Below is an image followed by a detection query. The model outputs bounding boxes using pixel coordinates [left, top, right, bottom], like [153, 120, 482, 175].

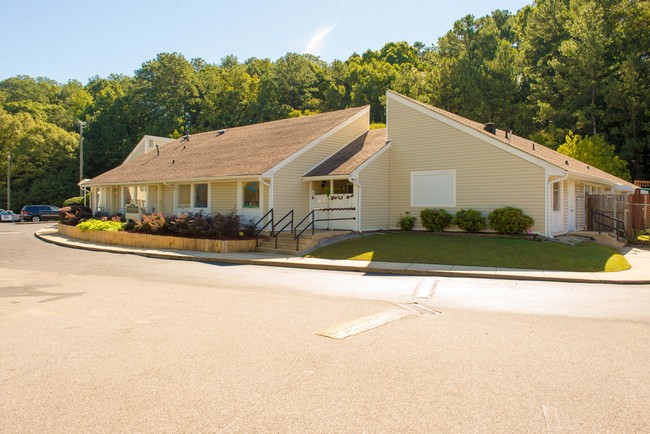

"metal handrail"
[294, 207, 356, 251]
[591, 209, 626, 241]
[271, 210, 294, 249]
[254, 208, 274, 238]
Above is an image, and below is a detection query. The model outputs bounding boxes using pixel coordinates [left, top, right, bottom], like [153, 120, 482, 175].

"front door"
[552, 182, 564, 233]
[567, 181, 576, 231]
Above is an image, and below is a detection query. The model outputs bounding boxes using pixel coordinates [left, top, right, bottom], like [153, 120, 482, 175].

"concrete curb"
[35, 228, 650, 285]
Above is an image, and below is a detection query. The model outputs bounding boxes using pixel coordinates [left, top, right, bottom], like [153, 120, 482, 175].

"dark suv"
[20, 205, 60, 222]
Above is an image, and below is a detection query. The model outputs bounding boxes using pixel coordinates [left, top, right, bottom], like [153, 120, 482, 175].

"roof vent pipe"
[484, 122, 496, 135]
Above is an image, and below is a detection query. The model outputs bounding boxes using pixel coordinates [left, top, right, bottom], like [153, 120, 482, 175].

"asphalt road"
[1, 223, 649, 433]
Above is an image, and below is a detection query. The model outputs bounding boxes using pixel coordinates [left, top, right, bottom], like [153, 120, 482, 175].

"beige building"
[83, 91, 636, 237]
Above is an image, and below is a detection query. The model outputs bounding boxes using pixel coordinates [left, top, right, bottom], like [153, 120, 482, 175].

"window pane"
[552, 183, 560, 211]
[243, 182, 259, 208]
[195, 184, 208, 208]
[178, 185, 191, 208]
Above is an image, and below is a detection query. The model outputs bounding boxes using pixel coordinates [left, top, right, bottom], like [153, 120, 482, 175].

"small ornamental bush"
[488, 207, 534, 235]
[132, 211, 252, 239]
[452, 209, 485, 233]
[420, 209, 452, 232]
[135, 212, 167, 233]
[62, 194, 90, 206]
[77, 219, 125, 232]
[397, 213, 416, 231]
[59, 204, 93, 226]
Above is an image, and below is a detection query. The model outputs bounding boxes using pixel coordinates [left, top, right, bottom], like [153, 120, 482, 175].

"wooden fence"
[58, 224, 258, 253]
[586, 193, 650, 239]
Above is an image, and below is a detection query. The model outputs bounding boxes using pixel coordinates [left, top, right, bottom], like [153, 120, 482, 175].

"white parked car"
[0, 211, 21, 222]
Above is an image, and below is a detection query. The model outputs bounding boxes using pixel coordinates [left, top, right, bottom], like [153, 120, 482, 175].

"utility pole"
[6, 152, 9, 211]
[78, 120, 87, 197]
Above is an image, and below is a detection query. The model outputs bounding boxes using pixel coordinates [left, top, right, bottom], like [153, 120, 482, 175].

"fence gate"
[586, 193, 650, 238]
[311, 194, 356, 230]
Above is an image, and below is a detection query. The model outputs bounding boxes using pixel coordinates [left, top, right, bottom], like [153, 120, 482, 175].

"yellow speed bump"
[317, 309, 417, 339]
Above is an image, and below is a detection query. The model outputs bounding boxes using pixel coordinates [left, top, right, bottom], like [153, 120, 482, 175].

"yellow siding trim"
[359, 150, 390, 230]
[210, 181, 238, 215]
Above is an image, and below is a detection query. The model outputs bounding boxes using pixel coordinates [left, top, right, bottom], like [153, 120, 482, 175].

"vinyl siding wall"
[273, 111, 370, 224]
[161, 185, 174, 215]
[148, 185, 158, 213]
[359, 150, 390, 230]
[111, 187, 120, 214]
[387, 95, 546, 233]
[210, 181, 238, 215]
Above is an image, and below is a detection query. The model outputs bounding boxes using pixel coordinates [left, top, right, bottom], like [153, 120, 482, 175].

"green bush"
[62, 194, 90, 206]
[77, 219, 125, 232]
[419, 209, 452, 232]
[397, 213, 416, 231]
[452, 209, 485, 233]
[488, 207, 534, 235]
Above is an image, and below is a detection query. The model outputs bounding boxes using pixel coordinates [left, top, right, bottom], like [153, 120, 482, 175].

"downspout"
[258, 177, 272, 222]
[348, 176, 362, 232]
[258, 177, 272, 208]
[546, 172, 569, 237]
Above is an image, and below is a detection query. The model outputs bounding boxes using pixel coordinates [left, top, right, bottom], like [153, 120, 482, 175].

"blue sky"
[2, 0, 532, 84]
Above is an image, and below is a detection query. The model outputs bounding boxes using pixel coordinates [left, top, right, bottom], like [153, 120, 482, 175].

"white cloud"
[304, 24, 338, 55]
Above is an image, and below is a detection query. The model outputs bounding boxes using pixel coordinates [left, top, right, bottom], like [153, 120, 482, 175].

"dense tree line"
[1, 0, 648, 211]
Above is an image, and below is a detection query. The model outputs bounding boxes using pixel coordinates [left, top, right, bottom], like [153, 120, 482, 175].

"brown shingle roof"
[390, 91, 636, 189]
[86, 106, 368, 186]
[304, 129, 389, 177]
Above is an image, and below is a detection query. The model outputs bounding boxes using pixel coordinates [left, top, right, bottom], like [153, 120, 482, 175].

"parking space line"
[317, 309, 417, 339]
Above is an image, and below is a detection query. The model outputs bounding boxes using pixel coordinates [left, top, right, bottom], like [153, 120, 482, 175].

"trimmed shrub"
[77, 219, 125, 232]
[488, 207, 534, 235]
[420, 209, 452, 232]
[397, 213, 416, 231]
[59, 204, 93, 226]
[452, 209, 485, 233]
[62, 194, 90, 206]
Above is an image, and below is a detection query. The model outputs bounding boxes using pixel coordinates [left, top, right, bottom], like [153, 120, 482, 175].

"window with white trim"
[243, 181, 259, 208]
[194, 183, 208, 208]
[411, 170, 456, 207]
[178, 183, 208, 209]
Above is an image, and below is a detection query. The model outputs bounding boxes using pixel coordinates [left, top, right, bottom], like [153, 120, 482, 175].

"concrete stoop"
[568, 231, 627, 250]
[256, 230, 351, 255]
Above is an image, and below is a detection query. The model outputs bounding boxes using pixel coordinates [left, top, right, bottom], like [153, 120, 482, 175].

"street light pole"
[78, 120, 87, 197]
[6, 152, 9, 211]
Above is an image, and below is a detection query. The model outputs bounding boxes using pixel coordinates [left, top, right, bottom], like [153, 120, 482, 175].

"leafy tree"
[0, 108, 78, 210]
[131, 52, 199, 137]
[557, 131, 631, 181]
[82, 75, 137, 177]
[196, 59, 258, 129]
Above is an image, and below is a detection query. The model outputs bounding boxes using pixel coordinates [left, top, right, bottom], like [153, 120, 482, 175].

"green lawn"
[305, 232, 630, 272]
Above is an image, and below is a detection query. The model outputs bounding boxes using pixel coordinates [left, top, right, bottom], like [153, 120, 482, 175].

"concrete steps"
[256, 230, 351, 255]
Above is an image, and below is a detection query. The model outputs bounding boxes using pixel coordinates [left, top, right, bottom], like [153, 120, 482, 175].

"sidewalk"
[35, 228, 650, 284]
